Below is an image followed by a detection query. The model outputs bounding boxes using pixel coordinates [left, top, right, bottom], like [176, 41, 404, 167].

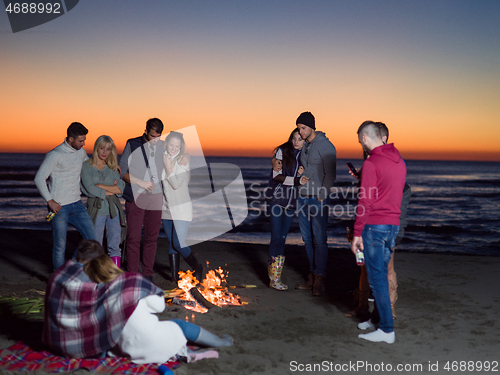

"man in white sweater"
[35, 122, 96, 271]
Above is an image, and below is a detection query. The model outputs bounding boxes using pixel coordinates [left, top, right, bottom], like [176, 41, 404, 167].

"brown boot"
[312, 274, 325, 296]
[295, 272, 314, 290]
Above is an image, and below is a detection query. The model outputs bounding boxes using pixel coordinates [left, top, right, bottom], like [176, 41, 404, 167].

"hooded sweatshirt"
[298, 131, 337, 200]
[353, 143, 406, 237]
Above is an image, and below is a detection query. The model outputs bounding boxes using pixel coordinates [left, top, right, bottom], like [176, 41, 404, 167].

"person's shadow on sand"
[0, 300, 45, 351]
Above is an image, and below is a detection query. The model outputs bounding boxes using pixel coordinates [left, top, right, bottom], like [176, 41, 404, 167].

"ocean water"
[0, 153, 499, 256]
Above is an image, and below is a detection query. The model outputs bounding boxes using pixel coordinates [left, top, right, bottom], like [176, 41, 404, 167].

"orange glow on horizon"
[1, 76, 499, 162]
[1, 113, 499, 162]
[2, 63, 499, 162]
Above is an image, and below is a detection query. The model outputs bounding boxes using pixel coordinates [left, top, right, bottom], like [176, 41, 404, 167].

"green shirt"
[80, 162, 125, 216]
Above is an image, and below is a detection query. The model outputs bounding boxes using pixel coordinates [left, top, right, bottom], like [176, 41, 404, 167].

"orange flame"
[177, 270, 208, 313]
[175, 265, 242, 313]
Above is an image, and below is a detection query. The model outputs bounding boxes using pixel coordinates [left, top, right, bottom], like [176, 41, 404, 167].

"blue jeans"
[297, 196, 330, 276]
[51, 200, 96, 271]
[268, 202, 294, 257]
[171, 319, 201, 342]
[362, 224, 399, 333]
[95, 214, 122, 258]
[162, 219, 192, 258]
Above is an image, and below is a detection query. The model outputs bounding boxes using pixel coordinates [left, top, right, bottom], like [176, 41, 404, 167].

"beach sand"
[0, 228, 499, 374]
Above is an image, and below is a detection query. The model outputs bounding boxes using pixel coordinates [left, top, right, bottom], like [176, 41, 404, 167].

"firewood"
[188, 287, 220, 310]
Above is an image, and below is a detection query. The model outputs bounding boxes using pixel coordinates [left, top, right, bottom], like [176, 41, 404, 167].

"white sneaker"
[357, 319, 377, 331]
[358, 328, 395, 344]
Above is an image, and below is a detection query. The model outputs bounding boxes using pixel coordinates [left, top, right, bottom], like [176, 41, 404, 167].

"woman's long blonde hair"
[88, 135, 118, 171]
[84, 254, 123, 283]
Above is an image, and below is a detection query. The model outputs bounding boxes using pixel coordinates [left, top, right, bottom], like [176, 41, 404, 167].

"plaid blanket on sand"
[0, 342, 179, 374]
[43, 260, 164, 358]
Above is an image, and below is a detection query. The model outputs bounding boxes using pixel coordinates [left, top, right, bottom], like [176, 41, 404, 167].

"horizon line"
[0, 150, 499, 163]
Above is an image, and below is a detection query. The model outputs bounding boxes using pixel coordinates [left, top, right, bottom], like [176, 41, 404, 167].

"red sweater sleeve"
[353, 154, 405, 237]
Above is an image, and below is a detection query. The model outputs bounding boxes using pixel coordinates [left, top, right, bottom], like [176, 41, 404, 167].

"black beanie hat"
[296, 112, 315, 130]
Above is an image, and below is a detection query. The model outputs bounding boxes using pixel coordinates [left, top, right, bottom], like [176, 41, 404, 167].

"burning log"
[170, 267, 244, 313]
[171, 297, 196, 307]
[188, 287, 220, 310]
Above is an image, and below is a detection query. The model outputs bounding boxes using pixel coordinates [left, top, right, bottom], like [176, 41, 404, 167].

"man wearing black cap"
[294, 111, 337, 296]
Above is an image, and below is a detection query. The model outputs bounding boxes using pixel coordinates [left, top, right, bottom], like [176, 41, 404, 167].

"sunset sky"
[1, 1, 499, 161]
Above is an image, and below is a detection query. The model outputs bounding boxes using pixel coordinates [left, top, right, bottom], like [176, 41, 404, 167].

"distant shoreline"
[1, 152, 500, 163]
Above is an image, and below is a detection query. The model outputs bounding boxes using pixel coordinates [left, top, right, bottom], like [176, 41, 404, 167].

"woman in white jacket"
[162, 131, 202, 284]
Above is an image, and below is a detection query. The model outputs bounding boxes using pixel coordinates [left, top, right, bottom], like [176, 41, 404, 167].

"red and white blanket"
[0, 341, 179, 374]
[43, 260, 163, 359]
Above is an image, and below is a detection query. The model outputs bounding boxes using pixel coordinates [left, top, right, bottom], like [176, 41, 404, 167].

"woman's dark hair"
[273, 129, 300, 170]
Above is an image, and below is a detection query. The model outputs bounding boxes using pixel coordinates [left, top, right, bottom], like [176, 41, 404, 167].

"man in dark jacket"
[294, 112, 337, 296]
[119, 118, 165, 281]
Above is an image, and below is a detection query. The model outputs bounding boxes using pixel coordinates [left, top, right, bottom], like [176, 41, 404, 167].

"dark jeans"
[268, 202, 294, 257]
[162, 219, 192, 258]
[297, 196, 330, 276]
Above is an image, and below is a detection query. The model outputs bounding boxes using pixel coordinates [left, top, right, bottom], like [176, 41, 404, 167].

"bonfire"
[166, 264, 244, 313]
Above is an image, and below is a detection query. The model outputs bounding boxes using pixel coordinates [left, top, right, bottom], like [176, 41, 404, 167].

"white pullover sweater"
[35, 139, 88, 206]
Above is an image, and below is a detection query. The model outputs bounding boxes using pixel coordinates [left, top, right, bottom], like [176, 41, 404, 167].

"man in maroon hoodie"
[351, 121, 406, 344]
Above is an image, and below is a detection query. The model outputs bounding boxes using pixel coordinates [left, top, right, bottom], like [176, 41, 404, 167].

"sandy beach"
[0, 228, 499, 375]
